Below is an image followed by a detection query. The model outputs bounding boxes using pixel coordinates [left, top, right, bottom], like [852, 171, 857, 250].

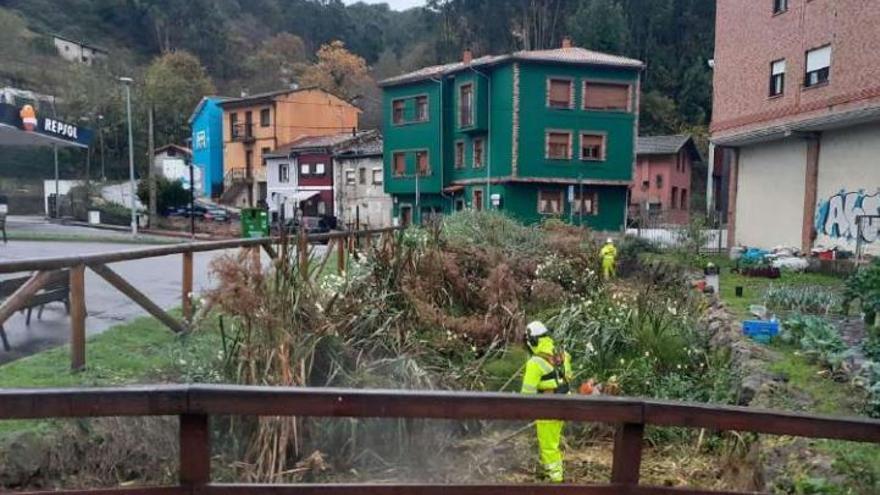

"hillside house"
[332, 131, 390, 229]
[218, 88, 360, 208]
[630, 135, 701, 225]
[51, 35, 107, 65]
[189, 97, 230, 198]
[379, 38, 643, 230]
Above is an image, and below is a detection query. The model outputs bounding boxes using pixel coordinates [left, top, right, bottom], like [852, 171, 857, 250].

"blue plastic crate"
[742, 320, 779, 343]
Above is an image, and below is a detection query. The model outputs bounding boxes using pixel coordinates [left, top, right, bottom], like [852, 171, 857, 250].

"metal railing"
[231, 122, 255, 142]
[0, 228, 400, 369]
[3, 385, 880, 495]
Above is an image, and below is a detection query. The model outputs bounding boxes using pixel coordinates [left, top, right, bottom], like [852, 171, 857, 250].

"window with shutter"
[415, 96, 428, 121]
[416, 151, 429, 175]
[573, 192, 598, 215]
[584, 82, 630, 111]
[770, 59, 786, 96]
[459, 84, 474, 127]
[538, 190, 563, 215]
[546, 132, 571, 160]
[392, 99, 405, 124]
[547, 78, 573, 109]
[580, 133, 606, 161]
[805, 46, 831, 87]
[393, 152, 406, 176]
[455, 141, 464, 169]
[473, 138, 484, 168]
[345, 169, 355, 184]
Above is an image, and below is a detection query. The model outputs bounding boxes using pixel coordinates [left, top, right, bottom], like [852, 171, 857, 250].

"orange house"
[218, 88, 360, 207]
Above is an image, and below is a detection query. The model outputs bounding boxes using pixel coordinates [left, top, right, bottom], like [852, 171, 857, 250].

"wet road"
[0, 240, 241, 365]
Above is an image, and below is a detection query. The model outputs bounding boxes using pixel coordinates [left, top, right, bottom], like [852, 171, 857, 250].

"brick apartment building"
[218, 88, 360, 207]
[709, 0, 880, 255]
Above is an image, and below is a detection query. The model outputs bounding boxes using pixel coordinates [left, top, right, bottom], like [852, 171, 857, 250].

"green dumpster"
[240, 208, 269, 238]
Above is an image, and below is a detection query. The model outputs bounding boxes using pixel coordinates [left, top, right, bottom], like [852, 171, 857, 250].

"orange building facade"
[218, 88, 360, 207]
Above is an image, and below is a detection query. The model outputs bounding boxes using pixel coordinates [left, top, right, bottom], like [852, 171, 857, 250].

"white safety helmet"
[526, 320, 548, 338]
[606, 237, 614, 244]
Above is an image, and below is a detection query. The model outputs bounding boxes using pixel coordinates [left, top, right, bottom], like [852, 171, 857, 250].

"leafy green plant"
[764, 285, 840, 315]
[781, 315, 847, 371]
[843, 259, 880, 327]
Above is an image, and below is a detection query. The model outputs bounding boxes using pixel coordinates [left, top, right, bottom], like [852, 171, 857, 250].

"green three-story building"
[380, 39, 643, 231]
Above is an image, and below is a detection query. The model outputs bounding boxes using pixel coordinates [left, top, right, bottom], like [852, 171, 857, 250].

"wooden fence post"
[337, 235, 346, 274]
[182, 252, 193, 324]
[69, 264, 86, 371]
[180, 413, 210, 489]
[611, 422, 644, 486]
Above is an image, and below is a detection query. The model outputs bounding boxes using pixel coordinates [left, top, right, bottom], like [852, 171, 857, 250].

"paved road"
[5, 215, 175, 243]
[0, 240, 244, 365]
[0, 218, 328, 366]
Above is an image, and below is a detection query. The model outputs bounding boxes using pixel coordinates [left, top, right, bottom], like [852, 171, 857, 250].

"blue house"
[188, 96, 230, 198]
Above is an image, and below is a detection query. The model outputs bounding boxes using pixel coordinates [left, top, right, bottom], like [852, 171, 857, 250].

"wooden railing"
[2, 385, 880, 495]
[0, 228, 399, 369]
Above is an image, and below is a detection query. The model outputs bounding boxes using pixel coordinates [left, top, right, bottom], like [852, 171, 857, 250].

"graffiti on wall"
[815, 190, 880, 243]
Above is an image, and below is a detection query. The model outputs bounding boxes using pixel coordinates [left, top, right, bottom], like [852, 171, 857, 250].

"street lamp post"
[119, 77, 136, 236]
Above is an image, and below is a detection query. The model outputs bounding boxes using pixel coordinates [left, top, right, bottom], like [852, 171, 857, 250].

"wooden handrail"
[0, 227, 400, 274]
[1, 385, 878, 442]
[4, 385, 879, 495]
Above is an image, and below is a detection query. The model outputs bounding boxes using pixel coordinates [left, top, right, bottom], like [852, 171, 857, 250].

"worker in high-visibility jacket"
[521, 321, 572, 483]
[600, 238, 618, 280]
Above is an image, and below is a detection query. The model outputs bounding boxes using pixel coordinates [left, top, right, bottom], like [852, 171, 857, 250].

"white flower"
[586, 342, 595, 354]
[644, 351, 650, 358]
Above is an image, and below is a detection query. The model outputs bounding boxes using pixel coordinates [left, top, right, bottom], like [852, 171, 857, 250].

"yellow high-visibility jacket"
[600, 243, 617, 260]
[521, 336, 572, 394]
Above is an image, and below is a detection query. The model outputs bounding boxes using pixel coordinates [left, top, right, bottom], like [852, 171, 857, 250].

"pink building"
[710, 0, 880, 255]
[630, 135, 701, 225]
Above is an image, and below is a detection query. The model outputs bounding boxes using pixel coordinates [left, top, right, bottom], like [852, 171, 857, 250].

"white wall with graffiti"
[735, 138, 807, 249]
[814, 123, 880, 255]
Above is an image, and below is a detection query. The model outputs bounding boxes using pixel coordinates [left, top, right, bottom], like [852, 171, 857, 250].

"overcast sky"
[344, 0, 426, 10]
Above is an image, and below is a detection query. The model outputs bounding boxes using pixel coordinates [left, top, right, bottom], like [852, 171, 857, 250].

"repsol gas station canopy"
[0, 102, 93, 149]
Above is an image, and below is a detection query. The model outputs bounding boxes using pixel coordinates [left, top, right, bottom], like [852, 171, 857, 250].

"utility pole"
[98, 115, 106, 180]
[53, 144, 59, 219]
[189, 163, 195, 239]
[147, 105, 157, 226]
[120, 77, 137, 236]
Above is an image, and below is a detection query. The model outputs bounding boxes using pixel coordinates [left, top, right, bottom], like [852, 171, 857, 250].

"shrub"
[843, 259, 880, 327]
[548, 282, 734, 402]
[780, 315, 847, 370]
[137, 176, 189, 213]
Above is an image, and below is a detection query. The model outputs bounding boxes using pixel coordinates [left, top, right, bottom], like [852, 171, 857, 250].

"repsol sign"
[42, 118, 79, 140]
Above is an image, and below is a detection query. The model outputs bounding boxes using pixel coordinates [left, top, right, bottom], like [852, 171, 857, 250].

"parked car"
[203, 206, 229, 222]
[272, 216, 334, 241]
[169, 205, 208, 219]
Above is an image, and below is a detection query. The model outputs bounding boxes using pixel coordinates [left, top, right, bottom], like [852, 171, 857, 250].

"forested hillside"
[0, 0, 714, 181]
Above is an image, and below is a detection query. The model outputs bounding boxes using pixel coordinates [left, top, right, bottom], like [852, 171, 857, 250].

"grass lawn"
[0, 312, 221, 438]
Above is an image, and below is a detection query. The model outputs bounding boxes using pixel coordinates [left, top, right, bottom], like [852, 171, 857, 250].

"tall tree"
[567, 0, 629, 54]
[144, 51, 215, 146]
[243, 33, 308, 93]
[299, 41, 371, 100]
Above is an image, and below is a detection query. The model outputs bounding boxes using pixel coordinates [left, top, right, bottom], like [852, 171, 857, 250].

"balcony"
[231, 122, 255, 143]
